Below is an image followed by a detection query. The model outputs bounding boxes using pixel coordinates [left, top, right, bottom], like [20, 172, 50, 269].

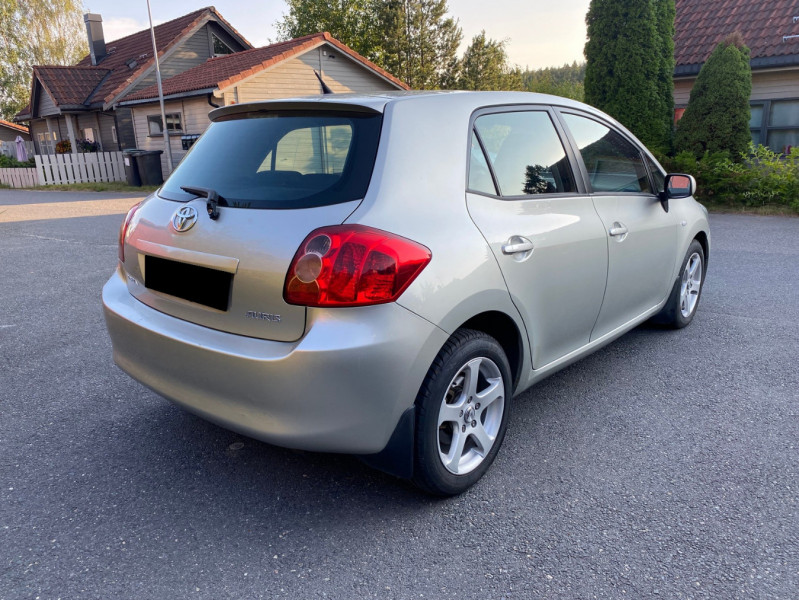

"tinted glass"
[749, 104, 764, 129]
[769, 100, 799, 128]
[766, 129, 799, 154]
[160, 112, 382, 209]
[468, 132, 497, 195]
[563, 113, 652, 194]
[474, 111, 575, 196]
[646, 155, 665, 193]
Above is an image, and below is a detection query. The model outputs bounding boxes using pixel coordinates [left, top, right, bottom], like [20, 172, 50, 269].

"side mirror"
[659, 173, 696, 212]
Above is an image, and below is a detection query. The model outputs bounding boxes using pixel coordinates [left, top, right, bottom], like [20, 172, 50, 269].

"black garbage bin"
[122, 149, 144, 186]
[134, 150, 164, 186]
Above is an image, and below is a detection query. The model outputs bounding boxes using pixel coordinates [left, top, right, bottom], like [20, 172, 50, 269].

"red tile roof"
[22, 7, 249, 114]
[80, 7, 220, 106]
[0, 119, 29, 134]
[676, 0, 799, 67]
[122, 31, 408, 102]
[34, 66, 111, 107]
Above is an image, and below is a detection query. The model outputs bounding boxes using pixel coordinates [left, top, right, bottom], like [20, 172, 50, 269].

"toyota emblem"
[171, 205, 198, 232]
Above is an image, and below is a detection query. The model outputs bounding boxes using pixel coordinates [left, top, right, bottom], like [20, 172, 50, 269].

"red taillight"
[118, 202, 142, 263]
[284, 225, 432, 307]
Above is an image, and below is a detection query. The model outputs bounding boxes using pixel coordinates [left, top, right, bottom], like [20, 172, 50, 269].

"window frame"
[211, 33, 234, 57]
[147, 113, 183, 137]
[465, 104, 586, 200]
[750, 98, 799, 152]
[554, 108, 660, 197]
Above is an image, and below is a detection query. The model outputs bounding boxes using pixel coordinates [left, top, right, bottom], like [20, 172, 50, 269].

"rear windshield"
[159, 111, 382, 209]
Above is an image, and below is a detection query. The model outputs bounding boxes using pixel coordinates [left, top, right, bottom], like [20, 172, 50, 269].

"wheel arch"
[694, 230, 710, 266]
[457, 310, 525, 392]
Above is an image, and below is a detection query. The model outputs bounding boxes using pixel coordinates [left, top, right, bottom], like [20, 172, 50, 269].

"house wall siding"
[305, 48, 396, 93]
[675, 67, 799, 107]
[38, 90, 60, 117]
[232, 46, 397, 104]
[0, 128, 29, 142]
[131, 27, 213, 94]
[131, 97, 212, 175]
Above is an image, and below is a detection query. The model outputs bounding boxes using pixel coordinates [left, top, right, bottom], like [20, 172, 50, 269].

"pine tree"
[276, 0, 383, 64]
[276, 0, 461, 89]
[584, 0, 675, 152]
[378, 0, 461, 89]
[455, 31, 523, 91]
[675, 33, 752, 159]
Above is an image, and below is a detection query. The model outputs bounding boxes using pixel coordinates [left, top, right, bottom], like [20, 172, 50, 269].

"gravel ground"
[0, 193, 796, 599]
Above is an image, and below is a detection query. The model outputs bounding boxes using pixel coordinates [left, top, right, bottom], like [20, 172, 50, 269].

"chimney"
[84, 13, 107, 65]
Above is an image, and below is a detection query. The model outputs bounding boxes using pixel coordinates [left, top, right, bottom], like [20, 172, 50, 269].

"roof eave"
[675, 53, 799, 78]
[117, 88, 218, 107]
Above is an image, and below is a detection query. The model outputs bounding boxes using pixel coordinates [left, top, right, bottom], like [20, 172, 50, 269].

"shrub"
[662, 144, 799, 211]
[76, 138, 99, 153]
[675, 33, 752, 159]
[0, 154, 35, 168]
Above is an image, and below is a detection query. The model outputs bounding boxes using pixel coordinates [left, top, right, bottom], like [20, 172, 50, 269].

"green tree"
[675, 33, 752, 159]
[523, 61, 585, 101]
[276, 0, 383, 63]
[277, 0, 462, 89]
[454, 31, 523, 91]
[583, 0, 674, 152]
[654, 0, 676, 151]
[0, 0, 87, 119]
[376, 0, 462, 89]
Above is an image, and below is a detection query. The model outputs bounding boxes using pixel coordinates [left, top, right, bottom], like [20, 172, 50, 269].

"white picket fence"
[0, 168, 38, 188]
[34, 151, 126, 185]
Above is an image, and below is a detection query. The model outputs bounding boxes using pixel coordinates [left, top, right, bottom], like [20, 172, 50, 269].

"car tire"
[412, 329, 512, 496]
[652, 239, 705, 329]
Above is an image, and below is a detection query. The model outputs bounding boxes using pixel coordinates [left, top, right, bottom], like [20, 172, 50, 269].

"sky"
[83, 0, 592, 71]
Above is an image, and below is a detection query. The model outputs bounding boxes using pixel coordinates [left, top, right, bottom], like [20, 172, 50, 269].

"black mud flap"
[358, 406, 415, 479]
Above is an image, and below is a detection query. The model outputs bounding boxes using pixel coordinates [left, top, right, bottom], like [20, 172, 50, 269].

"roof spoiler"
[209, 100, 382, 122]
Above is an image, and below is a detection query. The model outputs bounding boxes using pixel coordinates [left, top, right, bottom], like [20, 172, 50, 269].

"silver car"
[103, 91, 709, 495]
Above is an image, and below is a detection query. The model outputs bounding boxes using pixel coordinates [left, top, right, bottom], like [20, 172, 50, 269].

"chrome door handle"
[502, 240, 535, 254]
[609, 224, 628, 237]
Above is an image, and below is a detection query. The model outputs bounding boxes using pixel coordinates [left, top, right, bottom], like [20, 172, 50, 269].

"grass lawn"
[702, 201, 799, 217]
[17, 182, 160, 194]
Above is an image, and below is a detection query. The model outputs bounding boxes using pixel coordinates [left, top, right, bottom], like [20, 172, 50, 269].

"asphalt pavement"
[1, 190, 797, 599]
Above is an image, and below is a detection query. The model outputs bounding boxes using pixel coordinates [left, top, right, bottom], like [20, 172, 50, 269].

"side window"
[468, 132, 497, 195]
[474, 111, 575, 196]
[645, 155, 665, 193]
[562, 113, 652, 194]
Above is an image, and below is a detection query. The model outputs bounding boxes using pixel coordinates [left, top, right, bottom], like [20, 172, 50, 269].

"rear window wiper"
[180, 186, 228, 220]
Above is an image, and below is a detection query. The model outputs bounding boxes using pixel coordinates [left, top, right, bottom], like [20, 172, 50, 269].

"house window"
[148, 113, 183, 136]
[212, 33, 233, 56]
[37, 131, 58, 155]
[751, 99, 799, 153]
[111, 125, 118, 143]
[81, 128, 95, 142]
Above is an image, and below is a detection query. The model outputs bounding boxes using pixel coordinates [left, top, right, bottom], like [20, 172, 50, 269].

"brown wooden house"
[15, 7, 251, 156]
[674, 0, 799, 151]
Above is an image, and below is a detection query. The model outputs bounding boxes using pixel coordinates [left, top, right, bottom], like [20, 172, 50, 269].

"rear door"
[465, 107, 608, 368]
[558, 111, 678, 340]
[121, 108, 382, 342]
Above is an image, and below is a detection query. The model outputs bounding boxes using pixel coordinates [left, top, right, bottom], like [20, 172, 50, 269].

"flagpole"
[146, 0, 174, 174]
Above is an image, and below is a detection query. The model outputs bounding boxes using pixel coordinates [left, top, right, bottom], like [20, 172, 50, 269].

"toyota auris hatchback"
[103, 92, 709, 495]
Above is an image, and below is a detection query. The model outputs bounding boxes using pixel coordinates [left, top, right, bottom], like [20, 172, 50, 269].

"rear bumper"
[102, 267, 447, 454]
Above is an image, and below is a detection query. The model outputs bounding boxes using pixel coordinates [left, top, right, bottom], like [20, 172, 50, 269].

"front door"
[559, 112, 678, 340]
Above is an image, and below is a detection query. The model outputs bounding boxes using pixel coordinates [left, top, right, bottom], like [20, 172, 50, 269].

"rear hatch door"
[121, 104, 383, 342]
